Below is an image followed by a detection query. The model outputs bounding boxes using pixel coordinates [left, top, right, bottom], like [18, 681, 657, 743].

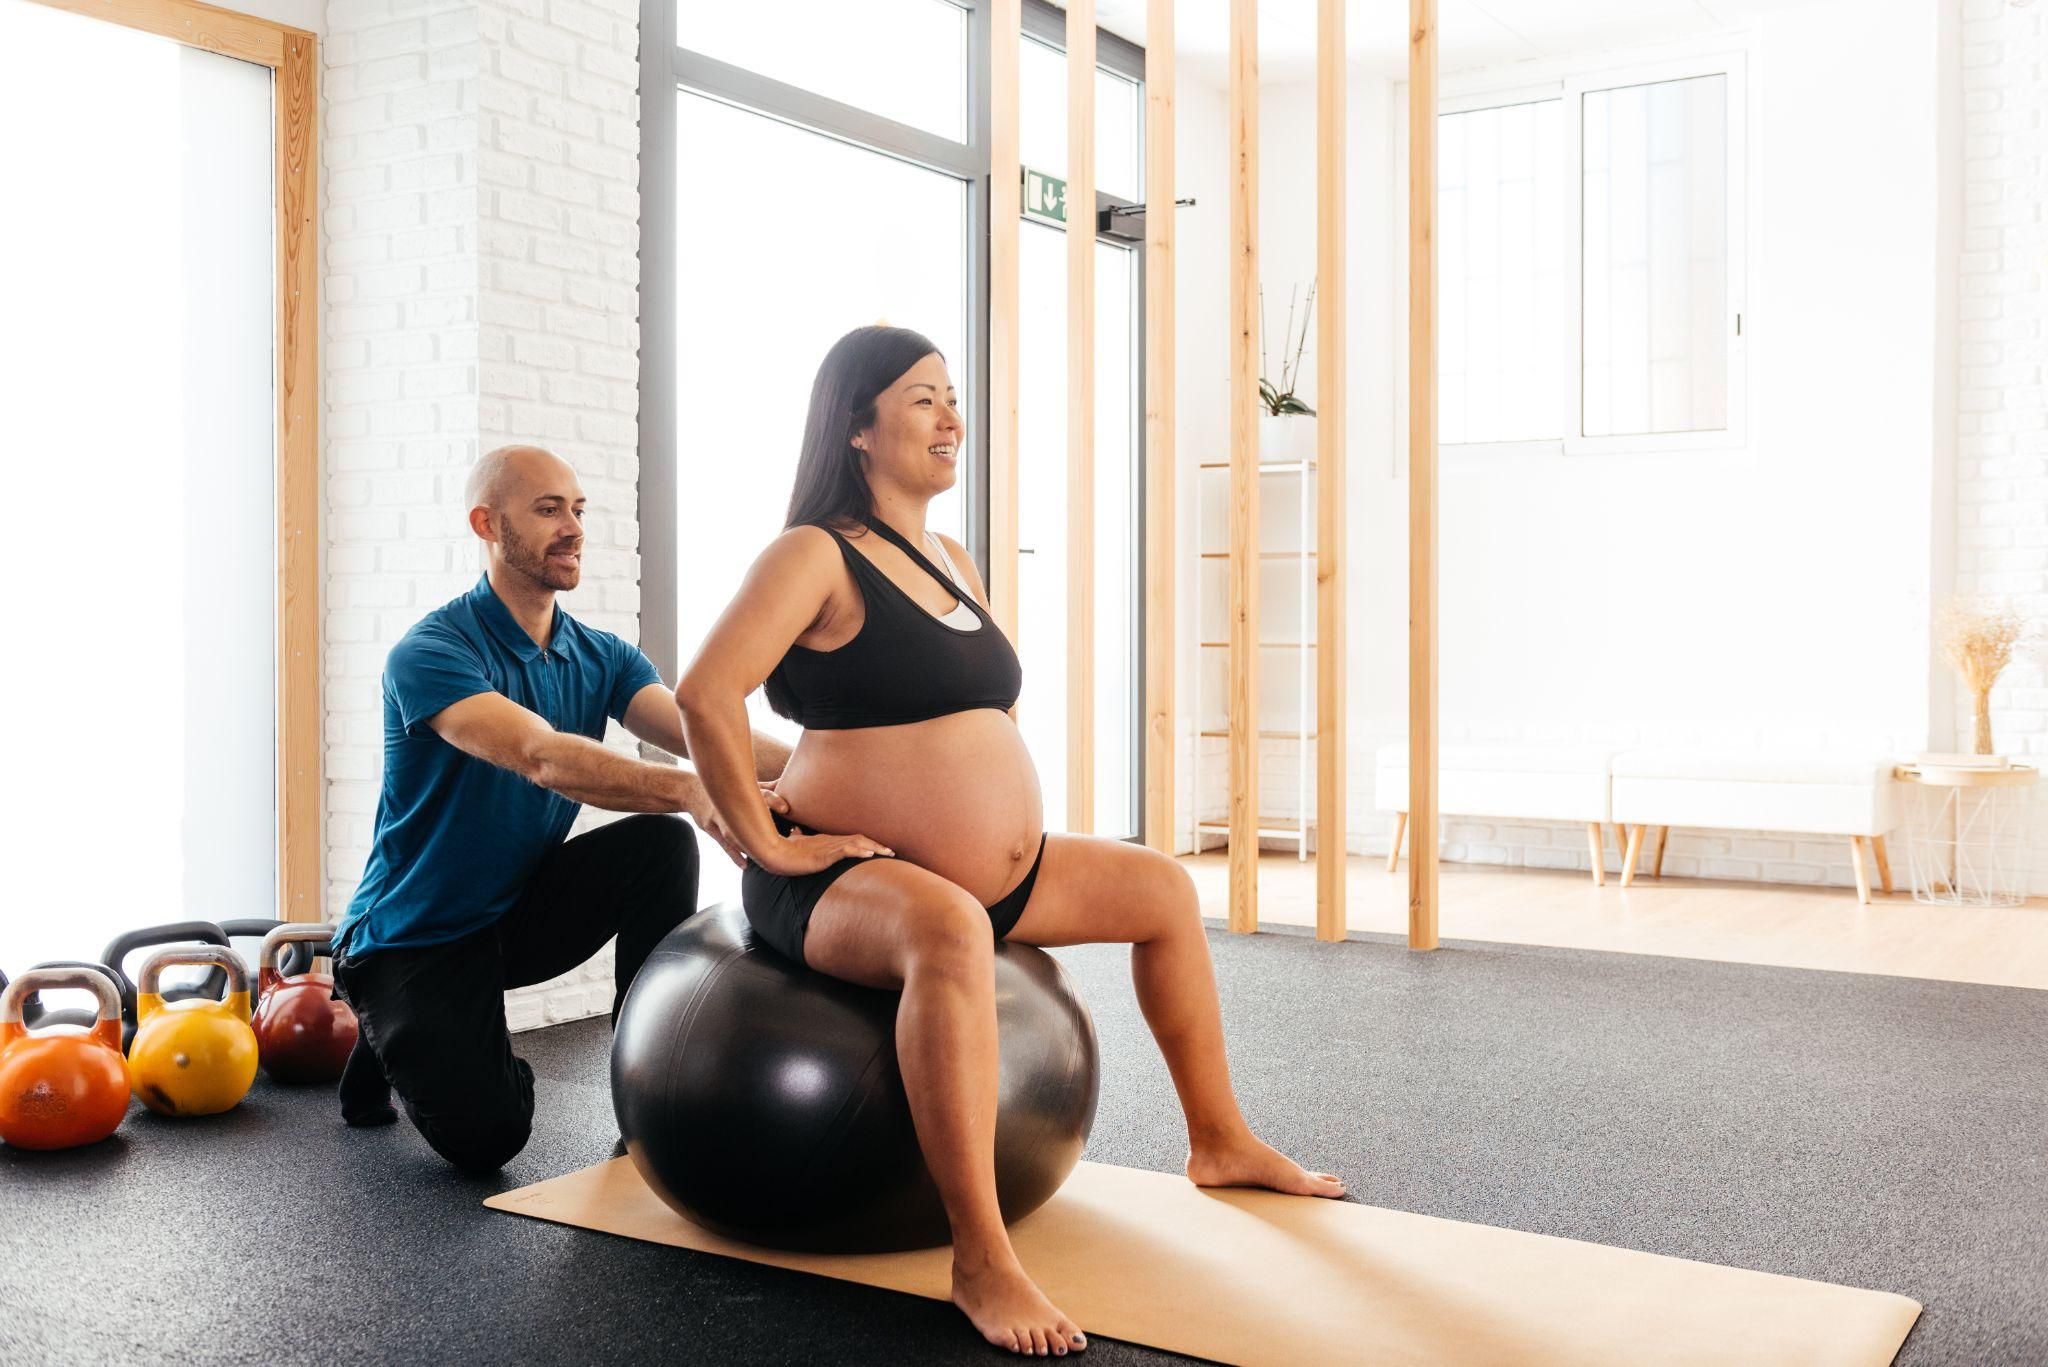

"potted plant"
[1259, 280, 1316, 462]
[1935, 595, 2042, 757]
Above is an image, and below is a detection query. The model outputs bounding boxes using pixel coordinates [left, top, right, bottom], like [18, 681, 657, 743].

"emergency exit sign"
[1022, 166, 1067, 227]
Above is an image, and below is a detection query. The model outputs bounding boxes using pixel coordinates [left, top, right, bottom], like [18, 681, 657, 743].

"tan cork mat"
[487, 1158, 1920, 1366]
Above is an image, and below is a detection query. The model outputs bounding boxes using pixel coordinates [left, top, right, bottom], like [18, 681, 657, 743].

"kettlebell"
[18, 960, 121, 1033]
[102, 922, 235, 1054]
[252, 924, 357, 1084]
[0, 967, 131, 1150]
[220, 919, 316, 1001]
[127, 947, 258, 1118]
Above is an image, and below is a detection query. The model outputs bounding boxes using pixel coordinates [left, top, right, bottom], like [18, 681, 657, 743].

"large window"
[642, 0, 1152, 903]
[669, 87, 971, 750]
[0, 0, 318, 973]
[1431, 56, 1744, 454]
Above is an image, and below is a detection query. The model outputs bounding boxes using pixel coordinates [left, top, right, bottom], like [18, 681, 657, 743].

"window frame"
[1564, 51, 1747, 457]
[1399, 47, 1749, 464]
[15, 0, 323, 922]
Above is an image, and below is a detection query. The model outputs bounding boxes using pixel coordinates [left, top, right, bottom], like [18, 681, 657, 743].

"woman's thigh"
[1004, 835, 1198, 949]
[803, 857, 988, 990]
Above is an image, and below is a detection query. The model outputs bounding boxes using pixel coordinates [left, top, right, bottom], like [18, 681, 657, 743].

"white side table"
[1893, 763, 2039, 907]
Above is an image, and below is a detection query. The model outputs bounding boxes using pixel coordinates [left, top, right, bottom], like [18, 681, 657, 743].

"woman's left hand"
[689, 784, 791, 867]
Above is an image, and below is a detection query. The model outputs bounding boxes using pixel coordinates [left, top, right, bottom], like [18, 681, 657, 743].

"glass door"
[1015, 224, 1143, 841]
[672, 88, 971, 905]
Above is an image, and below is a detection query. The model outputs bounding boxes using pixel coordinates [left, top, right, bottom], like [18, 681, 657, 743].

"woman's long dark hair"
[785, 325, 944, 531]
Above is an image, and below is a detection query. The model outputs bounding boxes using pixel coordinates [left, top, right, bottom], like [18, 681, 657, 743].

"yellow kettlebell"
[127, 947, 258, 1117]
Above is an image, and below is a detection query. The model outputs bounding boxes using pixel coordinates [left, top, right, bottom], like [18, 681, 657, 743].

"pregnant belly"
[773, 709, 1045, 906]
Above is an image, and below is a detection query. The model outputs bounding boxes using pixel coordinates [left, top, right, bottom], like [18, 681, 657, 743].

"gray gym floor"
[3, 922, 2042, 1365]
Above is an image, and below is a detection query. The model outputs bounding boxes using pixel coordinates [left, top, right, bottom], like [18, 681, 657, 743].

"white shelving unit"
[1191, 456, 1316, 859]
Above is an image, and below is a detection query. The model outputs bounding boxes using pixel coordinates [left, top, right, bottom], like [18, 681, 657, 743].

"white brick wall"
[323, 0, 644, 1030]
[1955, 0, 2048, 895]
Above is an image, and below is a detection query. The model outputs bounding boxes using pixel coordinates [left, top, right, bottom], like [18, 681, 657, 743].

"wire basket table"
[1893, 763, 2039, 908]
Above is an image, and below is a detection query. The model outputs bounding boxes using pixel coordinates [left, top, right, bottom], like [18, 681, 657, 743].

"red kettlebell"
[0, 967, 131, 1150]
[251, 924, 357, 1084]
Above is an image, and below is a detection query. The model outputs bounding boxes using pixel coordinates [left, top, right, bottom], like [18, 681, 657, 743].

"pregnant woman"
[676, 325, 1343, 1357]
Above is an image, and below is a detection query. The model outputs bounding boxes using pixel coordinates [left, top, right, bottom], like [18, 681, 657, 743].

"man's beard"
[501, 520, 582, 591]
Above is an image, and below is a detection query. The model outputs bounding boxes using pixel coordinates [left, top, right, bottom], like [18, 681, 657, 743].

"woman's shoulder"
[757, 523, 858, 581]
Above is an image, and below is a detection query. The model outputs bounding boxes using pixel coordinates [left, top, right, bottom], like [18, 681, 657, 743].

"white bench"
[1375, 743, 1622, 885]
[1609, 749, 1902, 903]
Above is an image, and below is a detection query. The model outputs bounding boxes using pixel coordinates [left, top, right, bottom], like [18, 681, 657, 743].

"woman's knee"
[901, 886, 994, 976]
[1138, 849, 1203, 938]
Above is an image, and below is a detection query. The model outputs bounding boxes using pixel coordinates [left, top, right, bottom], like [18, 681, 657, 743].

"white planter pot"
[1259, 412, 1315, 463]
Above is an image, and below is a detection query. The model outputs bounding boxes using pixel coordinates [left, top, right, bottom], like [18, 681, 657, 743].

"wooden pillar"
[1407, 0, 1441, 951]
[1142, 0, 1177, 855]
[990, 0, 1022, 639]
[1314, 0, 1347, 942]
[1067, 0, 1096, 836]
[1227, 0, 1259, 933]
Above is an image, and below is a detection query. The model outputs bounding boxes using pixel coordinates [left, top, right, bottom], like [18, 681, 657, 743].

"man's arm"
[620, 682, 793, 781]
[430, 690, 700, 813]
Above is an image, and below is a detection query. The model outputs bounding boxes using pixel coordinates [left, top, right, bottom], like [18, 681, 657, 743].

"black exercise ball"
[612, 901, 1099, 1254]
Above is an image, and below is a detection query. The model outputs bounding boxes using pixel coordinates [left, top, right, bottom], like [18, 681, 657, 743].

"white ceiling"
[1071, 0, 1840, 82]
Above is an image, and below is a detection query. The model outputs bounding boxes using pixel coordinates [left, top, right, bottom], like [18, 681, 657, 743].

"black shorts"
[740, 812, 1047, 965]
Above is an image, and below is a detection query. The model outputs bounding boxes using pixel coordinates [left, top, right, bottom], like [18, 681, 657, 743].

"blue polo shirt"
[336, 575, 663, 958]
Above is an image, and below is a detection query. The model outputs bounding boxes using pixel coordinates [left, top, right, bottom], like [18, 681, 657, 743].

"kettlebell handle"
[258, 924, 335, 977]
[1, 967, 122, 1028]
[138, 947, 250, 1004]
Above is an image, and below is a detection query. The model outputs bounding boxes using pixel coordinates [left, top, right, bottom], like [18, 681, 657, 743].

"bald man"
[332, 445, 791, 1171]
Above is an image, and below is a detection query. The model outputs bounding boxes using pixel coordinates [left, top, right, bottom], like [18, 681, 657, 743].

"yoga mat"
[487, 1159, 1920, 1366]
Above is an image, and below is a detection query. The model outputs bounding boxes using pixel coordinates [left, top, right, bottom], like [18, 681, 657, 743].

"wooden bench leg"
[1387, 812, 1406, 873]
[1621, 823, 1645, 887]
[1585, 823, 1606, 886]
[1848, 835, 1872, 904]
[1652, 825, 1669, 879]
[1871, 834, 1893, 894]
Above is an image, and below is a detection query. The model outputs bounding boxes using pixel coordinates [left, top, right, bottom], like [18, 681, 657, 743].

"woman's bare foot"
[1186, 1131, 1346, 1198]
[951, 1249, 1088, 1356]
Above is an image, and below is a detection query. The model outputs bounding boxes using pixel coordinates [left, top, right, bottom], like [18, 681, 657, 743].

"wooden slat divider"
[1227, 0, 1259, 933]
[1408, 0, 1441, 951]
[1066, 0, 1096, 836]
[990, 0, 1023, 639]
[1141, 0, 1177, 855]
[1315, 0, 1347, 942]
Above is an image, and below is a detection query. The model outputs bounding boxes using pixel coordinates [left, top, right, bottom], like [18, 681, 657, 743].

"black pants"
[334, 814, 699, 1173]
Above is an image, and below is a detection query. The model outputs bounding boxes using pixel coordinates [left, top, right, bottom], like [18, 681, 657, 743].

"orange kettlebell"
[252, 924, 357, 1084]
[127, 947, 258, 1118]
[0, 967, 131, 1150]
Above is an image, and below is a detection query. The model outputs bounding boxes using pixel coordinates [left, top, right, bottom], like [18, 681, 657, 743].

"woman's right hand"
[750, 824, 894, 877]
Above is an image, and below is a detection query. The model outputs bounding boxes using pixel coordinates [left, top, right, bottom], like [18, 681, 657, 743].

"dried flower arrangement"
[1259, 281, 1317, 417]
[1934, 595, 2042, 754]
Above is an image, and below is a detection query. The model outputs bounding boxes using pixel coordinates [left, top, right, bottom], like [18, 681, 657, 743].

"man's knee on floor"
[418, 1096, 534, 1173]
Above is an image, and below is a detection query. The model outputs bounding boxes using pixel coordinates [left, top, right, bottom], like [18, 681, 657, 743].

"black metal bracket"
[1098, 197, 1197, 240]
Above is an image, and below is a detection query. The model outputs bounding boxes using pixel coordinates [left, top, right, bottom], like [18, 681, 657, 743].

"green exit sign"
[1023, 166, 1067, 227]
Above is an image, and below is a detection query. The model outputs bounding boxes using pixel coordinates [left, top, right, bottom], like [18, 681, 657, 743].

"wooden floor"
[1179, 852, 2048, 992]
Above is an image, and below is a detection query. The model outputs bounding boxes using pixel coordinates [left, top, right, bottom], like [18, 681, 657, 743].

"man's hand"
[685, 777, 791, 867]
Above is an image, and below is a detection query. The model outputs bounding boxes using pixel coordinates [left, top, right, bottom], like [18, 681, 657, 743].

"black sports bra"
[763, 519, 1023, 730]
